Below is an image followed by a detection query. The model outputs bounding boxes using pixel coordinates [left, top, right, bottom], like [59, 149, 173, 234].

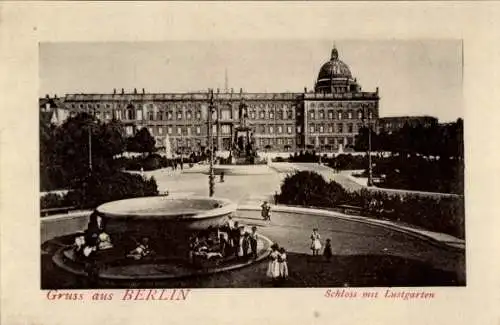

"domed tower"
[314, 46, 361, 94]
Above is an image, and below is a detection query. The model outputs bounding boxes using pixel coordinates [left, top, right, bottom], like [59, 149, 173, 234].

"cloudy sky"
[39, 40, 463, 122]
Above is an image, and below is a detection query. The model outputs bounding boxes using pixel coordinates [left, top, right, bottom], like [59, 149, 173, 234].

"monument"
[229, 100, 258, 164]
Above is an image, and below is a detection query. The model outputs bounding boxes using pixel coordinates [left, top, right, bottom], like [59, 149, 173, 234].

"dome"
[317, 47, 352, 81]
[315, 47, 357, 93]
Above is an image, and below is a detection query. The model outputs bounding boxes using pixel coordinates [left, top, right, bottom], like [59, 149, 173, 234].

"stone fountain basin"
[96, 195, 237, 233]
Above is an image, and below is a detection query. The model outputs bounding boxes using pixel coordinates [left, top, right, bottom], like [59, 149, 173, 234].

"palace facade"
[40, 46, 380, 153]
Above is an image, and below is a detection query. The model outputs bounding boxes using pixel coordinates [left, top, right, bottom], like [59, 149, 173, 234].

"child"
[310, 228, 322, 256]
[323, 238, 333, 262]
[278, 247, 289, 280]
[266, 244, 280, 281]
[261, 201, 271, 221]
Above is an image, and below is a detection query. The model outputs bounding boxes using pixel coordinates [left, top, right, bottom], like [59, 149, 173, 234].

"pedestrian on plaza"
[323, 238, 333, 262]
[261, 201, 271, 221]
[242, 232, 250, 259]
[232, 222, 241, 257]
[278, 247, 289, 280]
[310, 228, 322, 256]
[266, 243, 280, 282]
[250, 226, 259, 259]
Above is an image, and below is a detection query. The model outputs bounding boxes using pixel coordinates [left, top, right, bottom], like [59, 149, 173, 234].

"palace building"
[40, 46, 380, 153]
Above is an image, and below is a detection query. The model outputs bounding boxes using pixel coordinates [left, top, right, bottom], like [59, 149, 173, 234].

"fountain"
[46, 195, 272, 284]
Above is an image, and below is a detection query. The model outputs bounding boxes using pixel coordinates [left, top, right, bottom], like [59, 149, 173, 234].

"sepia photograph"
[39, 40, 465, 289]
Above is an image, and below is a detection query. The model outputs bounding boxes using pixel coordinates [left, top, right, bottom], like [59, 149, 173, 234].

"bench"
[336, 204, 364, 215]
[41, 206, 77, 217]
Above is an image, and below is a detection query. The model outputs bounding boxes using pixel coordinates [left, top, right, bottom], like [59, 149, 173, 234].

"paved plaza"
[41, 162, 465, 288]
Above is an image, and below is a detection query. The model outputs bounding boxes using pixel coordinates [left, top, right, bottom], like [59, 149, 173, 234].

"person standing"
[266, 244, 280, 282]
[261, 201, 271, 221]
[278, 247, 289, 280]
[310, 228, 322, 256]
[250, 226, 259, 259]
[232, 222, 242, 257]
[323, 238, 333, 262]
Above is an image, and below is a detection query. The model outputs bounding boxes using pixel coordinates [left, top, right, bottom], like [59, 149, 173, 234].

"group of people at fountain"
[73, 212, 153, 261]
[188, 216, 260, 264]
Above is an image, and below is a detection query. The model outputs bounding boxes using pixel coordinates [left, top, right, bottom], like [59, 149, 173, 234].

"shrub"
[65, 171, 159, 209]
[277, 171, 347, 207]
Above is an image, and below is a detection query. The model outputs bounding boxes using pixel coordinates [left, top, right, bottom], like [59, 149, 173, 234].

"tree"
[41, 112, 126, 189]
[127, 127, 156, 154]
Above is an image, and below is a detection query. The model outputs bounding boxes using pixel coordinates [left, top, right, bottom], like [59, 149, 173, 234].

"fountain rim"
[96, 195, 237, 220]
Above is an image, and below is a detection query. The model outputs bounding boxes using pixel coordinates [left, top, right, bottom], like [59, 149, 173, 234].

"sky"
[39, 40, 463, 122]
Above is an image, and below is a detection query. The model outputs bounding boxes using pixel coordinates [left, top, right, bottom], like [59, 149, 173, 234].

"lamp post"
[208, 89, 215, 197]
[366, 107, 373, 187]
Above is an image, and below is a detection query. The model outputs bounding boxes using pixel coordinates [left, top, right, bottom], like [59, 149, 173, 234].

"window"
[196, 111, 201, 119]
[212, 125, 217, 135]
[187, 111, 192, 119]
[104, 112, 111, 120]
[287, 110, 293, 119]
[221, 125, 231, 135]
[125, 126, 134, 136]
[337, 123, 343, 133]
[95, 112, 101, 119]
[369, 111, 373, 119]
[259, 111, 265, 119]
[328, 110, 333, 119]
[319, 110, 325, 119]
[221, 110, 231, 120]
[277, 126, 283, 134]
[309, 110, 315, 120]
[167, 111, 173, 120]
[168, 127, 172, 135]
[297, 126, 302, 134]
[149, 112, 154, 120]
[177, 111, 183, 120]
[319, 125, 324, 133]
[250, 111, 256, 119]
[338, 111, 342, 120]
[196, 126, 201, 135]
[177, 127, 182, 135]
[328, 125, 333, 133]
[287, 138, 293, 145]
[348, 111, 353, 119]
[148, 127, 154, 135]
[277, 138, 283, 145]
[348, 123, 353, 133]
[269, 111, 274, 119]
[187, 127, 192, 136]
[358, 111, 363, 119]
[116, 110, 122, 120]
[159, 127, 163, 135]
[269, 126, 274, 134]
[287, 126, 292, 134]
[309, 125, 315, 133]
[277, 110, 283, 119]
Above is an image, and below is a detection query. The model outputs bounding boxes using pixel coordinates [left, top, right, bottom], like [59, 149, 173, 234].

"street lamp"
[208, 89, 215, 197]
[366, 107, 374, 187]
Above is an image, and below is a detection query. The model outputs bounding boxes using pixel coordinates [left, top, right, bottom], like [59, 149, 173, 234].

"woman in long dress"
[266, 244, 280, 280]
[310, 228, 322, 256]
[278, 247, 289, 280]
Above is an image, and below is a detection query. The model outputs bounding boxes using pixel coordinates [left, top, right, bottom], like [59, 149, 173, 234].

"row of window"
[308, 109, 373, 120]
[309, 101, 376, 109]
[307, 137, 355, 146]
[259, 138, 295, 146]
[90, 108, 300, 122]
[308, 123, 361, 134]
[69, 101, 295, 111]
